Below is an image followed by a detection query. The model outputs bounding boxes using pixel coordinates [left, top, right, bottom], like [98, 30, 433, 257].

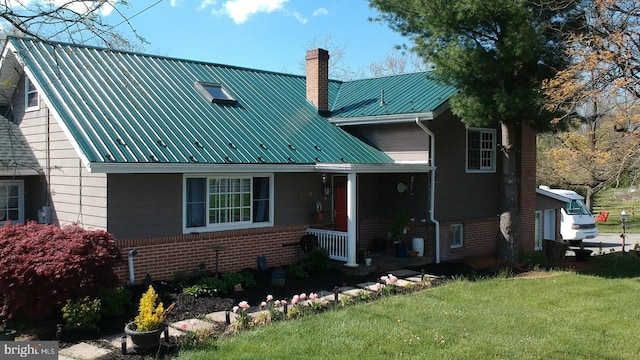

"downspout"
[127, 249, 138, 286]
[415, 118, 440, 263]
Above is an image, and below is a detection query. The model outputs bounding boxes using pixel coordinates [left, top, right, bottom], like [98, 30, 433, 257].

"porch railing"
[306, 228, 348, 262]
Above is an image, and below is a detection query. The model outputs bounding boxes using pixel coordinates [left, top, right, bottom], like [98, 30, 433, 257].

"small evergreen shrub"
[302, 248, 329, 274]
[133, 286, 174, 331]
[62, 296, 102, 332]
[0, 222, 122, 320]
[98, 287, 132, 318]
[182, 276, 224, 297]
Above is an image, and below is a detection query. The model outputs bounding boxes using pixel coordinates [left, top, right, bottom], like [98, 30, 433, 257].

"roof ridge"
[8, 35, 309, 80]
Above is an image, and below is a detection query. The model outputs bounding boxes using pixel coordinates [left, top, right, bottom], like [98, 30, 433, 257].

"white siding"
[13, 75, 107, 230]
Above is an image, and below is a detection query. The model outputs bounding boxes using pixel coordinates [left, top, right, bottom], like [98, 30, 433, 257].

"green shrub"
[97, 287, 132, 318]
[62, 297, 102, 332]
[303, 248, 329, 274]
[288, 262, 308, 278]
[182, 276, 225, 297]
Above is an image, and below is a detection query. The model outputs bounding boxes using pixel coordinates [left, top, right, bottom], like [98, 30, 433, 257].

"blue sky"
[113, 0, 410, 78]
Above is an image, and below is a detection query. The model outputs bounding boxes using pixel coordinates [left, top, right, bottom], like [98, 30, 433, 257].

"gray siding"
[107, 173, 182, 239]
[274, 173, 331, 225]
[12, 75, 107, 229]
[429, 111, 501, 221]
[358, 173, 430, 221]
[349, 122, 430, 162]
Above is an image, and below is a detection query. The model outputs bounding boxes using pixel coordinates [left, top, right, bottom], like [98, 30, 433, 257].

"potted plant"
[0, 319, 16, 341]
[124, 285, 174, 354]
[389, 210, 410, 257]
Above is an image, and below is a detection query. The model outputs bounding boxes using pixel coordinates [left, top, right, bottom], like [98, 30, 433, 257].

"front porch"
[307, 227, 433, 276]
[329, 251, 432, 276]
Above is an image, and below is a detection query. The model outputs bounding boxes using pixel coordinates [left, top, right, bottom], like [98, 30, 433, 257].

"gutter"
[415, 118, 440, 264]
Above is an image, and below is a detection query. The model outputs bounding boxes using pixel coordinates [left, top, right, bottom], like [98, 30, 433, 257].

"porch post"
[345, 172, 358, 267]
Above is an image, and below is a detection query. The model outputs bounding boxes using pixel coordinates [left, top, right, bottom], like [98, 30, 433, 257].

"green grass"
[594, 187, 640, 233]
[177, 257, 640, 360]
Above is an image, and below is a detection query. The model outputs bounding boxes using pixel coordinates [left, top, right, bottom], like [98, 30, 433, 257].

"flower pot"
[271, 270, 286, 287]
[0, 329, 16, 341]
[395, 244, 408, 258]
[124, 322, 165, 354]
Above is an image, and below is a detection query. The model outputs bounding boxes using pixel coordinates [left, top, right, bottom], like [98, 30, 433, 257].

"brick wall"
[439, 217, 500, 261]
[518, 125, 537, 254]
[114, 225, 309, 284]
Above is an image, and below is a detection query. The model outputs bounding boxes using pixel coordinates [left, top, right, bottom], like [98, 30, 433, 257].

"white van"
[538, 186, 598, 243]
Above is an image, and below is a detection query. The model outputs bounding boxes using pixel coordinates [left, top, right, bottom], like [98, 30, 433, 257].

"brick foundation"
[439, 217, 500, 261]
[115, 225, 309, 284]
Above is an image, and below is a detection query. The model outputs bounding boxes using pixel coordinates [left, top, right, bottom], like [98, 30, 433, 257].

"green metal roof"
[332, 72, 457, 119]
[4, 37, 456, 172]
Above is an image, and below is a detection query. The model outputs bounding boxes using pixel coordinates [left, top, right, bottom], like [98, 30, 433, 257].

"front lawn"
[177, 256, 640, 359]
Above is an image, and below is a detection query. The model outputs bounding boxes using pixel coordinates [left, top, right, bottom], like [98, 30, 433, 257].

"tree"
[542, 0, 640, 201]
[368, 49, 431, 77]
[0, 0, 143, 48]
[544, 0, 640, 120]
[368, 0, 586, 261]
[537, 99, 640, 209]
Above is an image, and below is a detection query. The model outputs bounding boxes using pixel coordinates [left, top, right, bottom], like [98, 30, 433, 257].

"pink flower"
[232, 306, 239, 313]
[266, 294, 274, 302]
[238, 301, 250, 310]
[388, 274, 398, 284]
[274, 300, 281, 307]
[180, 323, 188, 330]
[300, 293, 307, 300]
[280, 300, 287, 306]
[309, 293, 318, 300]
[291, 295, 299, 305]
[373, 283, 382, 291]
[380, 275, 388, 283]
[260, 301, 267, 309]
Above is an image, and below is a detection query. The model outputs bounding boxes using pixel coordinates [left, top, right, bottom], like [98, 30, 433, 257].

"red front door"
[333, 175, 348, 232]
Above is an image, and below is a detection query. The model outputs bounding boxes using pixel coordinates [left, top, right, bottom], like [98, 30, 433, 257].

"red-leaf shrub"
[0, 221, 122, 320]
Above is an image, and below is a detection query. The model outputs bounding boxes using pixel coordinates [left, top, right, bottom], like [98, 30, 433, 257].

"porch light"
[322, 173, 331, 198]
[621, 210, 629, 253]
[620, 210, 629, 224]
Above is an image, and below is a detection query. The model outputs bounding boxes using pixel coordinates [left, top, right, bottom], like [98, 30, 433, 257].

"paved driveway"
[568, 233, 639, 256]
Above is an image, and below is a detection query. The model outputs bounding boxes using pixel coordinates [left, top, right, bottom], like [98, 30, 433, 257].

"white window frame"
[0, 180, 25, 225]
[534, 210, 543, 250]
[25, 76, 40, 112]
[183, 174, 274, 233]
[451, 223, 463, 248]
[466, 128, 496, 173]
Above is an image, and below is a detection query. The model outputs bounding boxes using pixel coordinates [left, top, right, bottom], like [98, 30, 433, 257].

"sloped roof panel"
[0, 116, 41, 175]
[9, 37, 392, 167]
[331, 72, 457, 118]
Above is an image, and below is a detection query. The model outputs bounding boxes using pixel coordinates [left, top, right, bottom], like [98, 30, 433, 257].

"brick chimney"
[306, 48, 330, 112]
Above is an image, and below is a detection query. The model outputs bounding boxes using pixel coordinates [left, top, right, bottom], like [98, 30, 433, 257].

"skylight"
[195, 81, 236, 104]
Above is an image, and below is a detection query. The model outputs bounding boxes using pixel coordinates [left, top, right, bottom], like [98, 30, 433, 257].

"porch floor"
[330, 252, 431, 276]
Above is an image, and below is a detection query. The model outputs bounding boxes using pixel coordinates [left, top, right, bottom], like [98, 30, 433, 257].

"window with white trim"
[0, 180, 24, 225]
[467, 128, 496, 172]
[451, 224, 463, 248]
[184, 174, 272, 231]
[25, 77, 40, 111]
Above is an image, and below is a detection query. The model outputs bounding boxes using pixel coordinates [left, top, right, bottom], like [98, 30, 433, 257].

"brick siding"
[115, 225, 309, 284]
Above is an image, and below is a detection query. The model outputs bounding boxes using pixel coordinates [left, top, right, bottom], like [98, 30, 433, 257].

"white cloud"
[196, 0, 217, 10]
[199, 0, 289, 24]
[312, 7, 328, 17]
[291, 11, 307, 24]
